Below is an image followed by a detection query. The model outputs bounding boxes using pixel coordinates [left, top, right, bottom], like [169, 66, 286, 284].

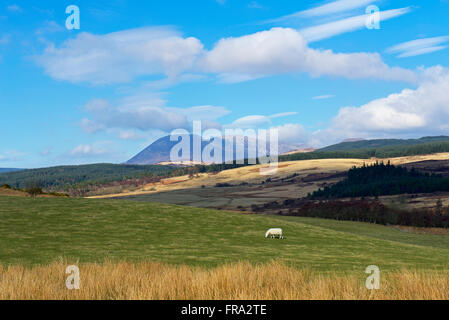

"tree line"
[310, 162, 449, 199]
[251, 198, 449, 229]
[280, 140, 449, 162]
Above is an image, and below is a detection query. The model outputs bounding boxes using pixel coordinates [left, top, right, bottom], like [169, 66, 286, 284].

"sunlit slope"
[2, 196, 449, 271]
[89, 153, 449, 199]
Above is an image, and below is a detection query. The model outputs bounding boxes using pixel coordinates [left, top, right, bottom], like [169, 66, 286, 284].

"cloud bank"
[82, 96, 230, 134]
[314, 66, 449, 144]
[37, 27, 203, 84]
[202, 27, 416, 83]
[38, 26, 416, 85]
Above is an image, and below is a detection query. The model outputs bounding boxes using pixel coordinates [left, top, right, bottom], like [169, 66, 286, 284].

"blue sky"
[1, 0, 449, 168]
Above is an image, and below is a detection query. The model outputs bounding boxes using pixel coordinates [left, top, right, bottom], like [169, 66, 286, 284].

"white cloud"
[116, 130, 145, 141]
[35, 21, 64, 35]
[270, 112, 298, 118]
[88, 101, 188, 132]
[333, 100, 425, 132]
[313, 94, 335, 100]
[227, 111, 299, 129]
[80, 118, 105, 134]
[300, 0, 376, 17]
[236, 66, 449, 147]
[318, 66, 449, 142]
[221, 122, 307, 154]
[201, 27, 416, 83]
[37, 23, 418, 85]
[386, 36, 449, 58]
[299, 7, 411, 42]
[229, 115, 272, 128]
[80, 65, 449, 148]
[272, 123, 308, 144]
[37, 27, 203, 84]
[82, 95, 230, 133]
[69, 144, 109, 156]
[266, 0, 376, 23]
[261, 2, 411, 43]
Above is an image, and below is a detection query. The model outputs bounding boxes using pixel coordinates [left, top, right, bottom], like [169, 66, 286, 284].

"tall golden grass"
[1, 261, 449, 300]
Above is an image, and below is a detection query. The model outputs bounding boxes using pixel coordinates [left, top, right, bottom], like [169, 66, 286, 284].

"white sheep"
[265, 228, 284, 239]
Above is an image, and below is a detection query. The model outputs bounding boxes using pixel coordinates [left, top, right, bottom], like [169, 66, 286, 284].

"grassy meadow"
[3, 195, 449, 299]
[2, 196, 449, 271]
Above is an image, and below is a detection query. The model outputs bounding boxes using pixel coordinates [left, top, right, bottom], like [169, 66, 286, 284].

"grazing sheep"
[265, 228, 284, 239]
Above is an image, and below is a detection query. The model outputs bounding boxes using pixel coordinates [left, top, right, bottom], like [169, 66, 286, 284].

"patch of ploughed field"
[113, 171, 347, 211]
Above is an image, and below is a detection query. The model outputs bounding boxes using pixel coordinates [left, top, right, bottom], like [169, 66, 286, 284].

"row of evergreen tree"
[310, 162, 449, 199]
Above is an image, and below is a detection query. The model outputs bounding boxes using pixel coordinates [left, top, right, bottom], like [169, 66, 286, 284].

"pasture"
[2, 196, 449, 272]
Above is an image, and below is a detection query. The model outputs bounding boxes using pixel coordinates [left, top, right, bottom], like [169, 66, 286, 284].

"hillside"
[0, 163, 176, 190]
[91, 153, 449, 209]
[130, 135, 449, 165]
[127, 134, 252, 165]
[3, 196, 449, 271]
[0, 185, 68, 198]
[319, 136, 449, 152]
[0, 186, 29, 197]
[281, 139, 449, 161]
[5, 138, 449, 197]
[130, 135, 449, 166]
[127, 135, 185, 165]
[127, 134, 300, 165]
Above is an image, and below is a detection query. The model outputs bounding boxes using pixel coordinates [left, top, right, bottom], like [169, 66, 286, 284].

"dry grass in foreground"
[2, 261, 449, 300]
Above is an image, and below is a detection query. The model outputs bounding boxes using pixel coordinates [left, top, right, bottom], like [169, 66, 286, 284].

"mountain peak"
[127, 134, 302, 165]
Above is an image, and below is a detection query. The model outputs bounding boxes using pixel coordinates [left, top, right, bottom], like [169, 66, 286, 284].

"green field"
[2, 196, 449, 272]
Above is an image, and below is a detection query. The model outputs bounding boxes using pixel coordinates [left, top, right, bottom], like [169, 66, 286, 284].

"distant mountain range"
[318, 136, 449, 152]
[127, 135, 449, 165]
[127, 134, 302, 165]
[3, 136, 449, 191]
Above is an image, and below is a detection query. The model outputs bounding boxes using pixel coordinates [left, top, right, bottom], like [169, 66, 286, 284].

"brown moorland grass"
[88, 152, 449, 199]
[2, 261, 449, 300]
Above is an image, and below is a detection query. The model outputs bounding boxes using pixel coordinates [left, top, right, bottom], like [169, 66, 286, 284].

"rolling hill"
[4, 136, 449, 194]
[319, 136, 449, 152]
[128, 135, 449, 166]
[90, 153, 449, 207]
[281, 138, 449, 161]
[0, 163, 176, 190]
